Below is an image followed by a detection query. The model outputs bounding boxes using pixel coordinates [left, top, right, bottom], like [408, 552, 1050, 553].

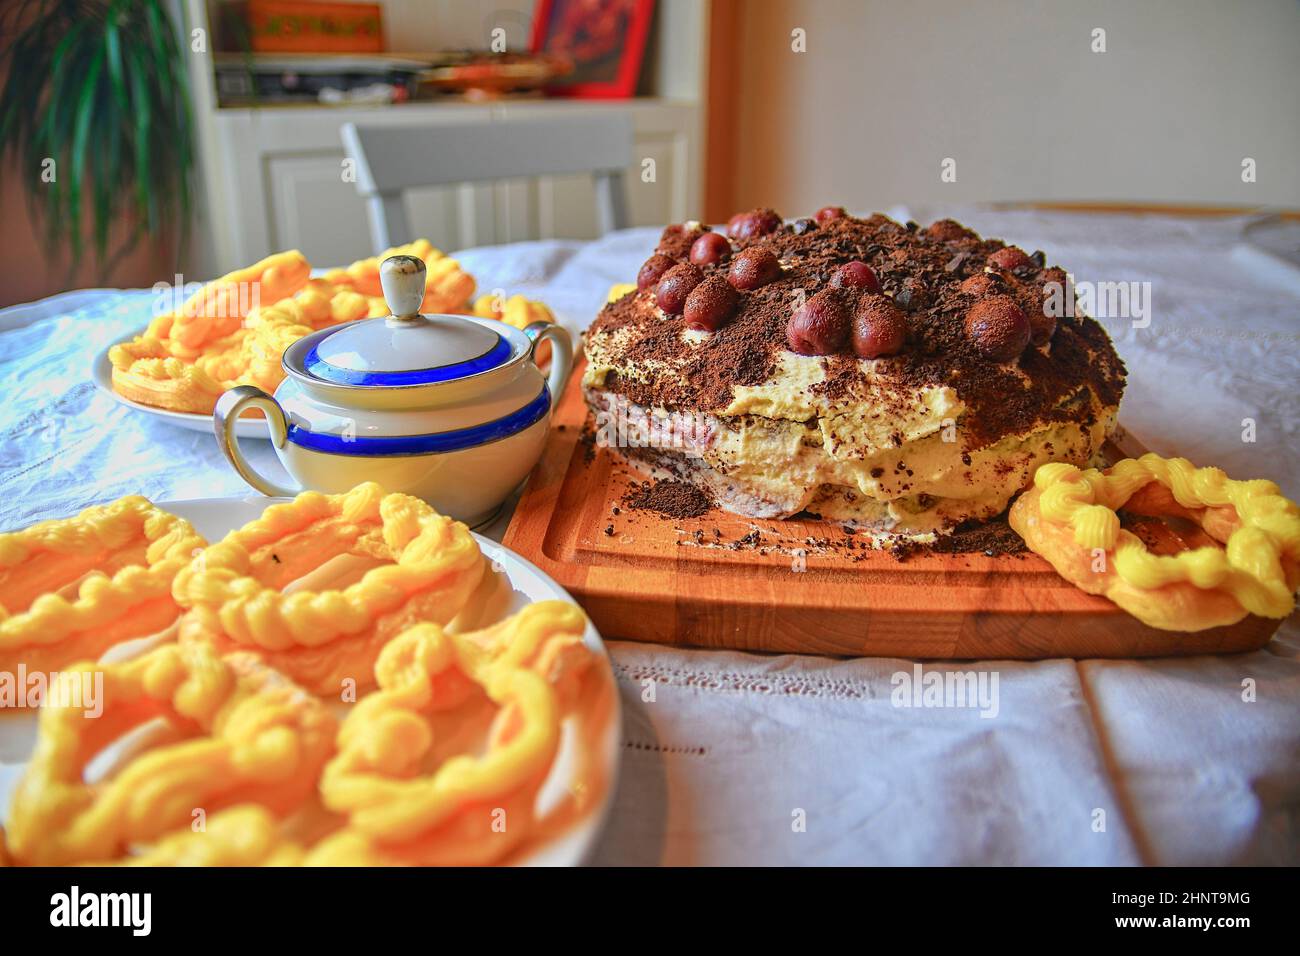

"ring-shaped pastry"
[0, 496, 205, 676]
[5, 642, 336, 865]
[1009, 454, 1300, 631]
[173, 484, 485, 696]
[315, 601, 590, 865]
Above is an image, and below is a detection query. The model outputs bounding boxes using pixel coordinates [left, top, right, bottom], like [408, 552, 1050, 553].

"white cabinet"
[180, 0, 708, 273]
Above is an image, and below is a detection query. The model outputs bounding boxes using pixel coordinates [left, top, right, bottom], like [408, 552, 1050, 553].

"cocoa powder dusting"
[586, 211, 1126, 449]
[623, 479, 715, 519]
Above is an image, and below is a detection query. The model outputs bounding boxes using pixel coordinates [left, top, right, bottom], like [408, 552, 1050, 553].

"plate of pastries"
[0, 483, 620, 866]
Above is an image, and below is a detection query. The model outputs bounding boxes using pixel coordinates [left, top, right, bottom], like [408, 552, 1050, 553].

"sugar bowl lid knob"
[380, 254, 427, 320]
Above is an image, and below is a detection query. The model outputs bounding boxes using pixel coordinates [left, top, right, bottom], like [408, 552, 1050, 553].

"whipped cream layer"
[584, 357, 1116, 536]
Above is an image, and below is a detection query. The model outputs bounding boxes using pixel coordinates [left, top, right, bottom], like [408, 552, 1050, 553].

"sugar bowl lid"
[284, 255, 524, 388]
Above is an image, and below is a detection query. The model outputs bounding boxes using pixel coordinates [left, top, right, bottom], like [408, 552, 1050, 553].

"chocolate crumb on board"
[578, 417, 597, 464]
[930, 515, 1028, 557]
[890, 514, 1027, 561]
[889, 539, 923, 561]
[623, 479, 715, 519]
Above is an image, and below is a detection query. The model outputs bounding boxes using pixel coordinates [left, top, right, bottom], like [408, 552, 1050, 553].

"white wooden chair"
[340, 115, 633, 252]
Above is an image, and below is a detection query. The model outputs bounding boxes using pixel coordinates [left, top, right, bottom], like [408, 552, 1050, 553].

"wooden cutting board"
[503, 363, 1282, 659]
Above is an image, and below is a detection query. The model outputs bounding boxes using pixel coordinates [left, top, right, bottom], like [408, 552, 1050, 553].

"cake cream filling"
[584, 333, 1118, 538]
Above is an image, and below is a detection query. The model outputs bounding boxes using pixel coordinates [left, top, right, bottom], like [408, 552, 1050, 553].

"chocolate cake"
[582, 207, 1127, 545]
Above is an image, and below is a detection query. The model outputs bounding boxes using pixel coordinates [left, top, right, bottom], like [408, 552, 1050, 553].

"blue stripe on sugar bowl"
[302, 335, 515, 386]
[285, 387, 551, 457]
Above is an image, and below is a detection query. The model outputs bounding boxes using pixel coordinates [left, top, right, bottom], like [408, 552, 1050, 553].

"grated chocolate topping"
[589, 212, 1126, 448]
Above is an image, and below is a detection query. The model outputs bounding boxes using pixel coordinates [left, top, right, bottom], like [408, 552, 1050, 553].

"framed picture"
[529, 0, 655, 99]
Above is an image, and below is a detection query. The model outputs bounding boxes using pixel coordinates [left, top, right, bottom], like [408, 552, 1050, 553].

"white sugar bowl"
[214, 254, 572, 527]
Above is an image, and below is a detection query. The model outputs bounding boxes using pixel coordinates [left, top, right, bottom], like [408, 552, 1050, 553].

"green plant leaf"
[123, 39, 156, 235]
[103, 1, 130, 113]
[36, 20, 86, 152]
[91, 78, 114, 266]
[0, 0, 194, 274]
[69, 45, 107, 263]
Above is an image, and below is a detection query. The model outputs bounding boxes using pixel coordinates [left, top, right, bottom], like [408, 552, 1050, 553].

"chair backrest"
[341, 115, 633, 252]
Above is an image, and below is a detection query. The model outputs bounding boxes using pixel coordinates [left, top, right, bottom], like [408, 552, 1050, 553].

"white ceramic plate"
[92, 329, 272, 441]
[0, 495, 621, 866]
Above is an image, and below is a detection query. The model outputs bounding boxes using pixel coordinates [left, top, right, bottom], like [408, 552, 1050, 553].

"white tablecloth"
[1, 208, 1297, 865]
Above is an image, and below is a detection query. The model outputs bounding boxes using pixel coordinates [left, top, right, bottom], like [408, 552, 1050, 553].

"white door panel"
[265, 153, 373, 266]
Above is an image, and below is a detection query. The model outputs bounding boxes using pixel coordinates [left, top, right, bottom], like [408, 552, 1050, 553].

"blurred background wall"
[709, 0, 1300, 219]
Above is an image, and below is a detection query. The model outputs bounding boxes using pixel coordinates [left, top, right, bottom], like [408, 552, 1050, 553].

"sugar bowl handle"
[380, 254, 427, 322]
[214, 385, 301, 498]
[523, 321, 573, 400]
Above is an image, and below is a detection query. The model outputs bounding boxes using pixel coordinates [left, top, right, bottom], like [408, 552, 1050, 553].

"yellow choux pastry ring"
[172, 484, 485, 696]
[1010, 454, 1300, 631]
[0, 496, 205, 676]
[322, 239, 476, 313]
[5, 642, 336, 865]
[150, 249, 311, 355]
[315, 601, 590, 866]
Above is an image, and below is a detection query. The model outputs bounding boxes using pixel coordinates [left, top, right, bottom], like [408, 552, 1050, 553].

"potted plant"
[0, 0, 194, 278]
